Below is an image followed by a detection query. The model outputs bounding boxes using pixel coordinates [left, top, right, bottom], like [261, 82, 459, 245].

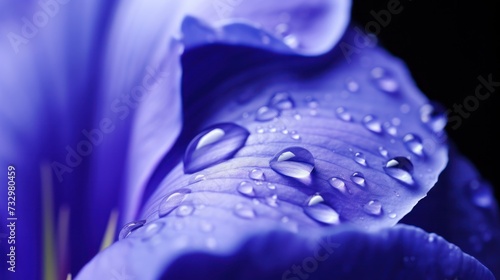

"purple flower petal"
[402, 144, 500, 277]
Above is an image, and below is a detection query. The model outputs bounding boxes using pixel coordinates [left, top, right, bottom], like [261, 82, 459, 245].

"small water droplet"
[159, 189, 191, 217]
[378, 146, 389, 158]
[234, 203, 256, 219]
[176, 204, 195, 217]
[294, 113, 302, 120]
[270, 147, 314, 178]
[329, 177, 346, 193]
[256, 106, 279, 122]
[354, 152, 367, 166]
[265, 194, 279, 207]
[351, 172, 366, 187]
[189, 174, 206, 184]
[403, 134, 424, 156]
[388, 213, 397, 219]
[119, 220, 146, 240]
[267, 183, 276, 190]
[362, 115, 383, 134]
[304, 203, 340, 225]
[184, 123, 249, 173]
[383, 122, 398, 136]
[420, 103, 447, 134]
[237, 181, 256, 197]
[269, 92, 295, 110]
[282, 129, 289, 134]
[307, 99, 319, 109]
[363, 200, 382, 215]
[336, 107, 352, 122]
[142, 222, 164, 240]
[346, 79, 359, 92]
[371, 67, 399, 94]
[249, 168, 265, 180]
[428, 233, 436, 243]
[200, 221, 214, 232]
[256, 127, 265, 134]
[284, 34, 299, 48]
[384, 157, 415, 185]
[290, 132, 301, 141]
[469, 180, 493, 208]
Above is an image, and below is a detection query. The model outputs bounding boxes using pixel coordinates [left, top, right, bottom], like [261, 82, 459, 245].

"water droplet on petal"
[469, 180, 493, 208]
[142, 222, 164, 240]
[200, 221, 214, 232]
[403, 134, 424, 156]
[119, 220, 146, 240]
[363, 200, 382, 215]
[336, 107, 352, 122]
[371, 67, 399, 94]
[189, 174, 206, 184]
[420, 103, 447, 134]
[346, 79, 359, 92]
[354, 152, 367, 166]
[234, 203, 256, 219]
[351, 172, 366, 187]
[270, 147, 315, 178]
[256, 106, 279, 122]
[290, 131, 301, 141]
[284, 34, 299, 48]
[383, 122, 398, 136]
[307, 193, 324, 206]
[184, 123, 250, 173]
[269, 92, 295, 110]
[304, 203, 340, 225]
[249, 168, 265, 180]
[388, 213, 397, 219]
[378, 147, 389, 158]
[176, 204, 195, 217]
[267, 183, 276, 190]
[329, 177, 346, 193]
[159, 189, 191, 217]
[265, 194, 279, 207]
[237, 181, 256, 197]
[307, 98, 319, 109]
[384, 157, 415, 185]
[362, 115, 383, 134]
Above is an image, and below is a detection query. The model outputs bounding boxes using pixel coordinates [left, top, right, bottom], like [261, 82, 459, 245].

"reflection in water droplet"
[249, 168, 265, 181]
[269, 92, 295, 110]
[234, 203, 256, 219]
[384, 157, 415, 185]
[304, 203, 340, 225]
[336, 107, 352, 122]
[256, 106, 280, 122]
[403, 134, 424, 156]
[351, 172, 366, 187]
[354, 152, 367, 166]
[184, 123, 249, 173]
[362, 115, 383, 134]
[371, 67, 399, 94]
[119, 220, 146, 240]
[469, 180, 493, 208]
[363, 200, 382, 215]
[237, 181, 256, 197]
[159, 189, 191, 217]
[329, 177, 346, 193]
[270, 147, 315, 178]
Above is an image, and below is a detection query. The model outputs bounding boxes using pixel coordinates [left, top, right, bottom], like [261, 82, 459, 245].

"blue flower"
[0, 1, 498, 280]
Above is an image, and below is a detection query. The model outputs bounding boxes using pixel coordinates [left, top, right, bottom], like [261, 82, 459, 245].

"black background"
[351, 0, 500, 197]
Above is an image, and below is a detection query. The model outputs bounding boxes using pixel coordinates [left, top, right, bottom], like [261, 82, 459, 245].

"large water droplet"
[354, 152, 367, 166]
[119, 220, 146, 240]
[256, 106, 280, 122]
[335, 107, 352, 122]
[270, 147, 315, 178]
[234, 203, 256, 219]
[362, 115, 383, 134]
[420, 103, 447, 134]
[363, 200, 382, 215]
[184, 123, 250, 173]
[351, 172, 366, 187]
[304, 203, 340, 225]
[237, 181, 256, 197]
[249, 169, 265, 181]
[469, 180, 493, 208]
[403, 134, 424, 156]
[384, 157, 415, 185]
[159, 189, 191, 217]
[329, 177, 346, 193]
[371, 67, 399, 94]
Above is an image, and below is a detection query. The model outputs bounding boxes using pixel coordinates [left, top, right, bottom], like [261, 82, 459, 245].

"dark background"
[351, 0, 500, 197]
